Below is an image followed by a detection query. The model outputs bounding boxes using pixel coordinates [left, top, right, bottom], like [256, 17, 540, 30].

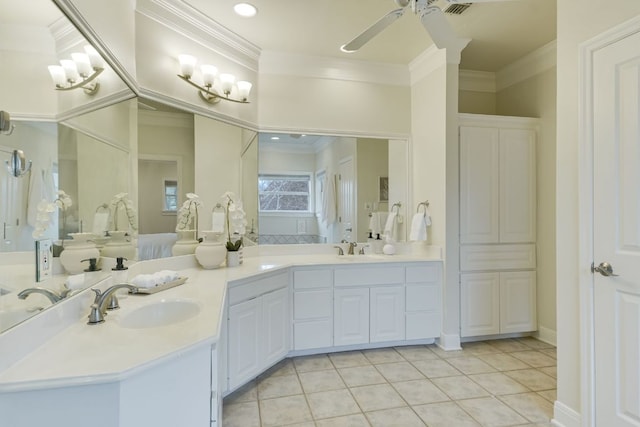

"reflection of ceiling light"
[270, 136, 280, 140]
[177, 54, 252, 104]
[234, 3, 257, 17]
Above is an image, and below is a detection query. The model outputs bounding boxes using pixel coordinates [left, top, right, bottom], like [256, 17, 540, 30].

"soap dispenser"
[82, 257, 101, 286]
[112, 257, 128, 284]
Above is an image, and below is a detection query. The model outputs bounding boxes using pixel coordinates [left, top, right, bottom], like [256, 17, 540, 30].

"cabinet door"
[499, 128, 536, 243]
[228, 298, 261, 389]
[461, 273, 500, 337]
[334, 288, 369, 346]
[370, 286, 405, 343]
[460, 126, 500, 244]
[500, 271, 537, 333]
[262, 287, 289, 367]
[294, 288, 333, 350]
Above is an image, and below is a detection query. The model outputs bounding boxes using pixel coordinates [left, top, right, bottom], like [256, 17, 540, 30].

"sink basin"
[119, 299, 200, 329]
[334, 254, 390, 262]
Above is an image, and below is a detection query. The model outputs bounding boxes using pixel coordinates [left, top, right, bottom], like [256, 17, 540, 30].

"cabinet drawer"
[460, 244, 535, 271]
[406, 264, 440, 283]
[294, 289, 332, 320]
[406, 284, 440, 312]
[334, 266, 404, 287]
[228, 272, 288, 305]
[293, 269, 332, 289]
[294, 320, 333, 350]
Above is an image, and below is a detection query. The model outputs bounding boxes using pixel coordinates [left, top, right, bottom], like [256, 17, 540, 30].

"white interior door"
[593, 29, 640, 427]
[338, 157, 355, 242]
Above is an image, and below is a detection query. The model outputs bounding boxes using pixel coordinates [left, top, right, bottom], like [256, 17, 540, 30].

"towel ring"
[96, 203, 109, 213]
[391, 202, 402, 214]
[416, 201, 430, 214]
[212, 203, 224, 213]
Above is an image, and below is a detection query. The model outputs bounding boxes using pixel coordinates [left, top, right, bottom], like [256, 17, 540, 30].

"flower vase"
[195, 231, 226, 269]
[172, 230, 199, 256]
[226, 250, 241, 267]
[59, 232, 100, 274]
[102, 230, 136, 260]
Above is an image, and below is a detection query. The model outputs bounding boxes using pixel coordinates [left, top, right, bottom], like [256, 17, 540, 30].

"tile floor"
[222, 337, 556, 427]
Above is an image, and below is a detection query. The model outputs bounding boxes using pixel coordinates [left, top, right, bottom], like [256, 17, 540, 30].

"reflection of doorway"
[338, 156, 355, 242]
[138, 156, 180, 234]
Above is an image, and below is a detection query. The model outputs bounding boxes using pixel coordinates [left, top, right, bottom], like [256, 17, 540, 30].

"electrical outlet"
[35, 239, 53, 282]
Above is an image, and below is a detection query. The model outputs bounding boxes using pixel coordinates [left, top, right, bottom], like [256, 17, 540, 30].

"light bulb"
[48, 65, 66, 86]
[237, 81, 252, 101]
[178, 54, 197, 78]
[201, 65, 218, 87]
[84, 45, 103, 69]
[72, 53, 92, 76]
[60, 59, 79, 83]
[219, 74, 235, 95]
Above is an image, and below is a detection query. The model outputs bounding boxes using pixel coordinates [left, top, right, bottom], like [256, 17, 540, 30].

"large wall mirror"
[0, 0, 135, 333]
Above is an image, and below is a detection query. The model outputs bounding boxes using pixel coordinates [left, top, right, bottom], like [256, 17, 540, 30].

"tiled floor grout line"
[225, 338, 556, 427]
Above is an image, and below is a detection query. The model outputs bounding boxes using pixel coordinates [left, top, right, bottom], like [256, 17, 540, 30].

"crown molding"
[496, 39, 556, 91]
[138, 109, 193, 128]
[49, 16, 84, 53]
[136, 0, 261, 72]
[259, 50, 409, 86]
[409, 38, 470, 85]
[459, 70, 496, 93]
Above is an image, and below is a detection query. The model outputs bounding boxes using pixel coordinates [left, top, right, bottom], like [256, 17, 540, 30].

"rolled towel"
[131, 274, 158, 288]
[211, 212, 225, 233]
[65, 273, 86, 290]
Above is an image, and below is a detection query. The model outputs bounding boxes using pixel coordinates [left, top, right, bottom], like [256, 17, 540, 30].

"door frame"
[578, 14, 640, 427]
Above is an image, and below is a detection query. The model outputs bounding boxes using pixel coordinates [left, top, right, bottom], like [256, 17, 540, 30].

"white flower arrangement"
[176, 193, 203, 231]
[109, 192, 138, 232]
[32, 190, 73, 239]
[221, 191, 247, 251]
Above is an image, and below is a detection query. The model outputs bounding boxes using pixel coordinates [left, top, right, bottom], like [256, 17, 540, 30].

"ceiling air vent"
[443, 3, 471, 14]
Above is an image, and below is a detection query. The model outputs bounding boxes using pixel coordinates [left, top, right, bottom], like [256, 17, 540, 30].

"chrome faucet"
[333, 245, 345, 255]
[18, 286, 72, 304]
[347, 242, 358, 255]
[87, 284, 138, 325]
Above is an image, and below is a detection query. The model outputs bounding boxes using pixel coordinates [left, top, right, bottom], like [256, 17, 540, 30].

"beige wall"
[496, 67, 557, 341]
[556, 0, 640, 419]
[356, 138, 388, 242]
[138, 160, 177, 234]
[459, 90, 496, 115]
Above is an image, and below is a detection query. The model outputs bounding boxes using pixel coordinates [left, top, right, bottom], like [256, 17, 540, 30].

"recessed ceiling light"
[234, 3, 257, 17]
[270, 136, 280, 140]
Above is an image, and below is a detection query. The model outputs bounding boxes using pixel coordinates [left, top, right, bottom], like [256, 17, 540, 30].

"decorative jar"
[195, 231, 226, 269]
[59, 232, 100, 274]
[172, 229, 199, 256]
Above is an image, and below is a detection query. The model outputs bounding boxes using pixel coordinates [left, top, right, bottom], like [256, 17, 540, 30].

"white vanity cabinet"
[405, 264, 442, 340]
[333, 265, 405, 346]
[459, 114, 538, 338]
[292, 268, 333, 350]
[227, 271, 289, 390]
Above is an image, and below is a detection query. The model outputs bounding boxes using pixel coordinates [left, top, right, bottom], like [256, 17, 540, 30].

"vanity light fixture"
[47, 45, 104, 95]
[177, 54, 252, 104]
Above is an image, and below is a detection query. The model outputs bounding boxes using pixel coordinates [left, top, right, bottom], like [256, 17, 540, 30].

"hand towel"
[383, 212, 397, 240]
[409, 209, 432, 241]
[92, 212, 109, 235]
[211, 211, 225, 233]
[321, 172, 337, 225]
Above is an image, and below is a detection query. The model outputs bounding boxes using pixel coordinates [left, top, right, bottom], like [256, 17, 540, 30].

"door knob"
[591, 262, 619, 277]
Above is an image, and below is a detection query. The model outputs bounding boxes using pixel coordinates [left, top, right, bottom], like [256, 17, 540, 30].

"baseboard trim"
[535, 326, 557, 346]
[552, 401, 581, 427]
[438, 332, 461, 351]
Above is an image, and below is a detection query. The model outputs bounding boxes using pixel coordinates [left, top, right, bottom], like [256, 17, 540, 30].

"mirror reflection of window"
[164, 180, 178, 212]
[258, 174, 311, 212]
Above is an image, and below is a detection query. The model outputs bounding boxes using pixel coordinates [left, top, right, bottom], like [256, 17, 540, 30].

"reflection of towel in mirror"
[321, 172, 337, 225]
[409, 210, 432, 241]
[211, 212, 225, 233]
[384, 212, 397, 241]
[368, 212, 388, 236]
[93, 212, 109, 236]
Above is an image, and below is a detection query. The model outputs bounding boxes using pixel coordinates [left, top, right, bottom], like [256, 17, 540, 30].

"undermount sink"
[119, 299, 200, 329]
[334, 254, 390, 261]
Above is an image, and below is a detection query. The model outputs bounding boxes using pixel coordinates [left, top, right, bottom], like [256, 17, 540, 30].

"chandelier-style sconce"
[177, 54, 252, 104]
[47, 45, 104, 95]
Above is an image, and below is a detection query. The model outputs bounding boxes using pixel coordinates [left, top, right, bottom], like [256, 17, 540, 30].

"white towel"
[383, 212, 397, 240]
[409, 209, 432, 241]
[211, 211, 225, 233]
[92, 212, 109, 235]
[321, 172, 337, 225]
[368, 212, 388, 236]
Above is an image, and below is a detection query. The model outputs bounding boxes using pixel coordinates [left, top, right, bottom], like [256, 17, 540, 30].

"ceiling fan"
[341, 0, 518, 53]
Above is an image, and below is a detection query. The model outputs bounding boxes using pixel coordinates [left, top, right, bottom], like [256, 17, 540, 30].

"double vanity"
[0, 245, 443, 427]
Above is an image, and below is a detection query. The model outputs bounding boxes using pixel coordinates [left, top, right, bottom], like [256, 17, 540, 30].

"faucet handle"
[359, 244, 369, 255]
[333, 245, 344, 256]
[91, 288, 102, 304]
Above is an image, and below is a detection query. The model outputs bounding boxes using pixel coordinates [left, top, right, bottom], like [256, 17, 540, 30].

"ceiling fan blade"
[419, 6, 459, 50]
[446, 0, 520, 2]
[341, 8, 405, 53]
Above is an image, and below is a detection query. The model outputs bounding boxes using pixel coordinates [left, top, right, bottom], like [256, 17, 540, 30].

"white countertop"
[0, 248, 442, 393]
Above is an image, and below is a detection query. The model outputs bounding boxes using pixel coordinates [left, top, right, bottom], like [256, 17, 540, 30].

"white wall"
[556, 0, 640, 421]
[138, 160, 177, 234]
[194, 115, 243, 233]
[356, 138, 388, 242]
